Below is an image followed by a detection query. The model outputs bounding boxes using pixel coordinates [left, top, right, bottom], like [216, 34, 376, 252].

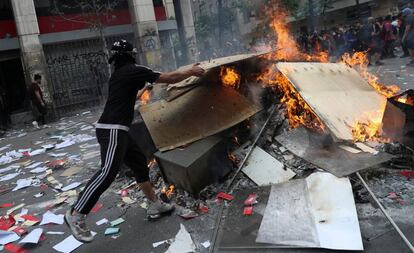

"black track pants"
[73, 128, 149, 214]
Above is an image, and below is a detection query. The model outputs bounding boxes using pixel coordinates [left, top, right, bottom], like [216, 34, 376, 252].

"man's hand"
[188, 64, 205, 77]
[156, 64, 206, 84]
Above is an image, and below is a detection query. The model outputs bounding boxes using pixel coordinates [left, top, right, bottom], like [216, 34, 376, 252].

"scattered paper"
[49, 153, 67, 158]
[29, 149, 46, 156]
[7, 203, 25, 215]
[12, 178, 33, 191]
[104, 227, 120, 236]
[19, 228, 43, 244]
[61, 182, 81, 192]
[0, 144, 11, 152]
[53, 235, 83, 253]
[26, 162, 42, 169]
[110, 218, 125, 227]
[201, 240, 211, 248]
[153, 239, 171, 248]
[60, 167, 82, 177]
[30, 166, 48, 174]
[34, 192, 44, 198]
[0, 230, 19, 245]
[166, 224, 196, 253]
[0, 172, 19, 182]
[96, 218, 108, 226]
[122, 197, 136, 204]
[55, 140, 75, 150]
[46, 231, 65, 235]
[40, 211, 64, 225]
[0, 165, 19, 174]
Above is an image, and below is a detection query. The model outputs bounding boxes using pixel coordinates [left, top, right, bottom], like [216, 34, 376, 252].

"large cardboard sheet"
[275, 127, 393, 177]
[140, 84, 261, 151]
[256, 172, 363, 251]
[276, 62, 387, 141]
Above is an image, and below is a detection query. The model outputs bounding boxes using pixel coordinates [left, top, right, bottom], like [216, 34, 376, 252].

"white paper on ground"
[20, 209, 28, 215]
[256, 172, 363, 251]
[40, 211, 64, 225]
[96, 218, 108, 226]
[242, 147, 296, 186]
[42, 144, 55, 150]
[61, 182, 81, 192]
[55, 140, 75, 149]
[0, 164, 20, 174]
[49, 153, 68, 158]
[12, 178, 33, 191]
[0, 144, 11, 152]
[46, 231, 65, 235]
[0, 230, 20, 245]
[201, 240, 211, 248]
[0, 172, 19, 182]
[166, 224, 196, 253]
[153, 239, 171, 248]
[53, 235, 83, 253]
[29, 149, 46, 156]
[19, 228, 43, 244]
[27, 162, 43, 169]
[30, 166, 48, 174]
[53, 232, 96, 253]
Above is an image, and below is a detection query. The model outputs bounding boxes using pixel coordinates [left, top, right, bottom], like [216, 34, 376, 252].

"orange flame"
[350, 100, 389, 142]
[258, 69, 325, 132]
[220, 67, 241, 89]
[256, 4, 328, 132]
[161, 185, 175, 198]
[140, 89, 151, 105]
[340, 52, 400, 98]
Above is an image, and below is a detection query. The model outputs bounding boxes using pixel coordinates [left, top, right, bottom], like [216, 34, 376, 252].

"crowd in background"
[296, 8, 414, 67]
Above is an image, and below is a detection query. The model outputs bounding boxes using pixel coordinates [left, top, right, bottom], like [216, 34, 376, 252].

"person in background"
[399, 12, 411, 58]
[29, 74, 47, 126]
[382, 15, 396, 58]
[402, 8, 414, 66]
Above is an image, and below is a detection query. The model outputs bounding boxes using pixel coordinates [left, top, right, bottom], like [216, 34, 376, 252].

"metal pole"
[209, 105, 278, 253]
[356, 172, 414, 253]
[226, 105, 278, 191]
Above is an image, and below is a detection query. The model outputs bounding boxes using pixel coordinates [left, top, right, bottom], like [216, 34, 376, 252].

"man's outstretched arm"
[156, 64, 205, 84]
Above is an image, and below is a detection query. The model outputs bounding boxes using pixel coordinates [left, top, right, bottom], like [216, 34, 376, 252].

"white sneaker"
[64, 210, 94, 243]
[147, 200, 175, 220]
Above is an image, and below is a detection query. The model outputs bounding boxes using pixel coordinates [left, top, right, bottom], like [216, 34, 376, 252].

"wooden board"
[139, 84, 261, 152]
[276, 62, 387, 141]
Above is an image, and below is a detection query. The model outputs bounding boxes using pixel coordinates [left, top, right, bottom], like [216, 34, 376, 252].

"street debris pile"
[1, 7, 414, 253]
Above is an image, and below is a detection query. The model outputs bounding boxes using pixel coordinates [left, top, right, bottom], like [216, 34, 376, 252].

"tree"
[50, 0, 124, 76]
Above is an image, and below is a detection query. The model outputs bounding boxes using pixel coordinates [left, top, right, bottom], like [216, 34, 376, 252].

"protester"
[401, 8, 414, 66]
[382, 15, 396, 58]
[65, 39, 205, 243]
[399, 12, 411, 58]
[29, 74, 47, 126]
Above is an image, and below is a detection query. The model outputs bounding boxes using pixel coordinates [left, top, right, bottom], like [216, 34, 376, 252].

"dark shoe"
[375, 61, 384, 66]
[401, 54, 410, 58]
[65, 210, 94, 243]
[147, 200, 175, 220]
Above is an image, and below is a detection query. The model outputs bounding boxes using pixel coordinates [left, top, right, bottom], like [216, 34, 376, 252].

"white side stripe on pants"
[74, 129, 118, 212]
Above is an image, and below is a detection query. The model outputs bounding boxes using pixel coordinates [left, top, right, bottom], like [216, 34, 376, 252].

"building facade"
[0, 0, 197, 121]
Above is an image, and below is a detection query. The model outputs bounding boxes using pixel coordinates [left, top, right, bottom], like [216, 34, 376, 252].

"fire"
[147, 158, 157, 168]
[351, 101, 390, 143]
[340, 52, 400, 98]
[140, 89, 151, 105]
[258, 69, 325, 131]
[161, 185, 175, 198]
[228, 153, 237, 164]
[220, 67, 241, 89]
